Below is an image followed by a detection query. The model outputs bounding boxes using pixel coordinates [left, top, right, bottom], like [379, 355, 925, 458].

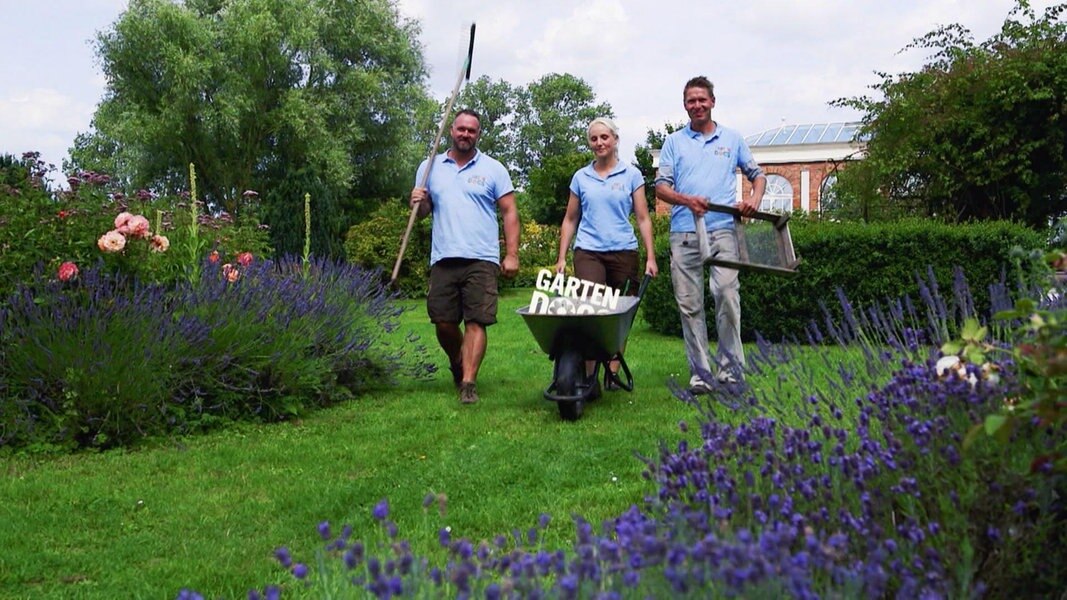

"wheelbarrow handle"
[637, 273, 652, 300]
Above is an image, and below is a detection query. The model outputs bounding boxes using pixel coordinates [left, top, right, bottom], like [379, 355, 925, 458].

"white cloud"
[0, 88, 95, 168]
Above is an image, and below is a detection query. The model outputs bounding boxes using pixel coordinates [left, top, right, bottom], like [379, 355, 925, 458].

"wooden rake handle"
[390, 23, 476, 285]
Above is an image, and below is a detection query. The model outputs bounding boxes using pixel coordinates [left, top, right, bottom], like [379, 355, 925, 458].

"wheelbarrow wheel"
[559, 399, 584, 421]
[554, 347, 584, 421]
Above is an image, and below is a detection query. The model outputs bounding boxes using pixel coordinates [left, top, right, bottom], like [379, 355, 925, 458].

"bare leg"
[460, 321, 487, 384]
[435, 322, 463, 368]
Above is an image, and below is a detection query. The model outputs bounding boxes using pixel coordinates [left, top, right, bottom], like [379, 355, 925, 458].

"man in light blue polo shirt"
[410, 109, 520, 405]
[655, 76, 766, 393]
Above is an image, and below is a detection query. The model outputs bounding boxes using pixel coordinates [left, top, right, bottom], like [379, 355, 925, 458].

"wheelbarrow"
[517, 275, 651, 421]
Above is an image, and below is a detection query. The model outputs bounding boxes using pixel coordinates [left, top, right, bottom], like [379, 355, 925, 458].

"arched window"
[761, 174, 792, 213]
[819, 174, 839, 214]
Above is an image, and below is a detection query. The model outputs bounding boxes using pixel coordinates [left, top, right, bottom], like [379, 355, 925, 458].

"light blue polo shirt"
[569, 161, 645, 252]
[416, 149, 514, 266]
[655, 122, 764, 233]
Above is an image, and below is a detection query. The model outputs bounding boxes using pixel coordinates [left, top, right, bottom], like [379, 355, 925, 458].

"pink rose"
[114, 212, 134, 234]
[98, 230, 127, 253]
[127, 215, 151, 239]
[57, 261, 79, 282]
[150, 234, 170, 253]
[236, 252, 253, 267]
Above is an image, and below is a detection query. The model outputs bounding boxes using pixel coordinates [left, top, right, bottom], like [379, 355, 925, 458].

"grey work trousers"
[669, 229, 744, 381]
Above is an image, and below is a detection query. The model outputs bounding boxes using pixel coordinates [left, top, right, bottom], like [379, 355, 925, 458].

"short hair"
[683, 76, 715, 99]
[587, 117, 619, 139]
[454, 109, 482, 129]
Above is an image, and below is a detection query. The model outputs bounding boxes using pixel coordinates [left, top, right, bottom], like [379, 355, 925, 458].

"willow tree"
[77, 0, 429, 256]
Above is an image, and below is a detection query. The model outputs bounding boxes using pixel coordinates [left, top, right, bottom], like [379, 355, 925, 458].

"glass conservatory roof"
[745, 122, 867, 147]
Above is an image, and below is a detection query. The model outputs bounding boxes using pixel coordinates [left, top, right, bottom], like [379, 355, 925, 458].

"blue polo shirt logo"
[467, 175, 488, 187]
[610, 182, 626, 192]
[713, 146, 732, 158]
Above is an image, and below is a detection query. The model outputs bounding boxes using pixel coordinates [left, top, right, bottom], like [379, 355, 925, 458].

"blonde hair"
[587, 117, 619, 139]
[587, 117, 620, 159]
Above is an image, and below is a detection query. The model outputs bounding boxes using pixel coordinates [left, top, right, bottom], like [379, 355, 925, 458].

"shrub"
[0, 156, 271, 299]
[641, 218, 1046, 341]
[345, 199, 431, 298]
[345, 200, 562, 296]
[504, 221, 563, 289]
[0, 258, 434, 451]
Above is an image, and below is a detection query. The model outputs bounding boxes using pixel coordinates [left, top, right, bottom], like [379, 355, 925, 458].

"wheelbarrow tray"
[517, 296, 641, 362]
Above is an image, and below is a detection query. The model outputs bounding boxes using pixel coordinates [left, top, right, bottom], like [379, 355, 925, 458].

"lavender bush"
[0, 257, 434, 451]
[189, 266, 1065, 599]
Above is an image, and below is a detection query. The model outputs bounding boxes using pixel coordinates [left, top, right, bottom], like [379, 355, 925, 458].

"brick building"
[652, 121, 867, 215]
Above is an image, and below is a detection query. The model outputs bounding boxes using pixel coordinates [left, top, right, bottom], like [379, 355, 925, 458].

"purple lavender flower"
[539, 513, 551, 529]
[372, 499, 389, 521]
[292, 563, 308, 579]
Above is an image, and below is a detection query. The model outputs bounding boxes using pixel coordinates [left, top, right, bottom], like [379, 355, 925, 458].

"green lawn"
[0, 287, 724, 599]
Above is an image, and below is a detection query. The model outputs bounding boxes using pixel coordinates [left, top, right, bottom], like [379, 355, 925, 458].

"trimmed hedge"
[345, 200, 563, 297]
[640, 218, 1045, 341]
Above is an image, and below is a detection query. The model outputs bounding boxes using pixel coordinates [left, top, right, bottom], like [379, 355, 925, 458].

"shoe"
[688, 375, 713, 395]
[449, 362, 463, 388]
[604, 371, 623, 391]
[459, 382, 479, 404]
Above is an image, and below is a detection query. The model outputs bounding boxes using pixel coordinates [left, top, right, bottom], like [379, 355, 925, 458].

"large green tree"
[511, 73, 614, 185]
[832, 1, 1067, 227]
[453, 75, 518, 161]
[632, 122, 684, 214]
[525, 152, 592, 224]
[75, 0, 429, 257]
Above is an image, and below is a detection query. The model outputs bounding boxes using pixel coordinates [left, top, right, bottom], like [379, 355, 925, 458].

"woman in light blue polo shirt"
[555, 117, 658, 389]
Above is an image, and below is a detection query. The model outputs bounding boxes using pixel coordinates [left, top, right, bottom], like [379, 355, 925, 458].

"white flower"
[981, 362, 1001, 385]
[935, 355, 962, 378]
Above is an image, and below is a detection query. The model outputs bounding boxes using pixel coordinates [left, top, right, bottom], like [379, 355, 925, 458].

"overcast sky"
[0, 0, 1057, 181]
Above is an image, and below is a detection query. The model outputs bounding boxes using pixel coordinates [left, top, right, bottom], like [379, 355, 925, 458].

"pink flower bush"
[98, 230, 127, 253]
[99, 211, 166, 256]
[113, 212, 150, 238]
[127, 215, 151, 239]
[114, 212, 134, 233]
[236, 252, 253, 267]
[57, 261, 79, 282]
[150, 234, 170, 253]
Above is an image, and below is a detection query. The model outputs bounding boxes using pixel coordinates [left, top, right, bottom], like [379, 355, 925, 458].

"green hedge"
[640, 218, 1045, 341]
[344, 199, 432, 297]
[345, 201, 563, 297]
